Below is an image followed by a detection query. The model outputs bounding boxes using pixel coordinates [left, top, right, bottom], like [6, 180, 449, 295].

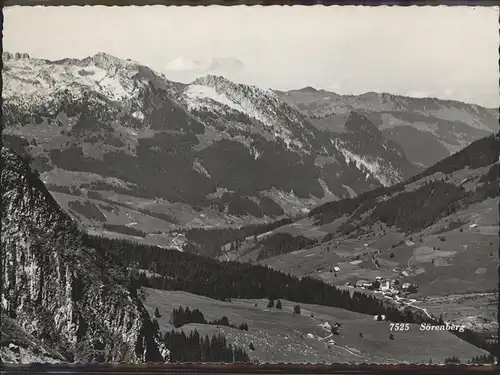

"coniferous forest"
[162, 329, 250, 362]
[85, 234, 416, 321]
[310, 134, 499, 230]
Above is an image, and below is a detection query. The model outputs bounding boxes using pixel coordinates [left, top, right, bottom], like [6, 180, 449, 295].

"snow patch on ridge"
[185, 84, 246, 114]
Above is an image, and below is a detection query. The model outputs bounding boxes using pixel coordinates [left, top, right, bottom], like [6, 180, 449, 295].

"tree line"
[184, 217, 293, 257]
[161, 329, 250, 363]
[169, 306, 249, 331]
[445, 353, 496, 365]
[85, 234, 418, 323]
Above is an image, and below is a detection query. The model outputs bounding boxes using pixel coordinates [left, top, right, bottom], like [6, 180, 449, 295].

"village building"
[380, 280, 391, 291]
[321, 322, 332, 331]
[331, 322, 342, 334]
[355, 280, 368, 288]
[333, 266, 341, 273]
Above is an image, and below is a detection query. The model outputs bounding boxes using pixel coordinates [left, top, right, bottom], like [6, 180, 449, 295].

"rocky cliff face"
[1, 147, 167, 363]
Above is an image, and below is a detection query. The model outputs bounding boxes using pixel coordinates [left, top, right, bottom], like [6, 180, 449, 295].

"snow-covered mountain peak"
[83, 52, 137, 72]
[2, 53, 151, 109]
[192, 74, 231, 86]
[184, 75, 317, 153]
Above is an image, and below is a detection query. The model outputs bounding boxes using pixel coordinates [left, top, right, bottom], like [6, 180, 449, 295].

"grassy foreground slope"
[144, 289, 489, 364]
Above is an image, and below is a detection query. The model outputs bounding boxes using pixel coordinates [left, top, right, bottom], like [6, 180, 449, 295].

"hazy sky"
[4, 5, 499, 107]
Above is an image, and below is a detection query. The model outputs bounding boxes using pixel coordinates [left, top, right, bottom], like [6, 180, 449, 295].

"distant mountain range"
[278, 87, 497, 168]
[3, 51, 423, 249]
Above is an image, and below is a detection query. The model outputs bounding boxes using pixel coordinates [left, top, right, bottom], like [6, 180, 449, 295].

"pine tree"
[154, 307, 161, 318]
[267, 299, 275, 308]
[152, 318, 160, 332]
[276, 299, 282, 309]
[293, 305, 301, 315]
[249, 342, 255, 351]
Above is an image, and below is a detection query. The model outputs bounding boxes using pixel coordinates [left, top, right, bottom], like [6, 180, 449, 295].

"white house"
[333, 266, 341, 273]
[380, 280, 391, 291]
[356, 280, 368, 288]
[321, 322, 332, 331]
[402, 282, 411, 289]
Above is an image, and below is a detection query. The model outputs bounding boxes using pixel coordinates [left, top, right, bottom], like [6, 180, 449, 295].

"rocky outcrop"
[1, 147, 167, 363]
[3, 52, 30, 60]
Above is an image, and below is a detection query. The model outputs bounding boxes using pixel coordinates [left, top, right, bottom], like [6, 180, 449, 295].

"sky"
[3, 5, 499, 107]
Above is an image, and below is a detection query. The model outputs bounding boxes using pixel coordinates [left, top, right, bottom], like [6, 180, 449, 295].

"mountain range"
[278, 88, 497, 168]
[3, 51, 422, 250]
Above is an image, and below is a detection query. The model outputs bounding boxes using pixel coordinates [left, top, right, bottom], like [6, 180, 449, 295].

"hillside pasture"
[144, 288, 489, 364]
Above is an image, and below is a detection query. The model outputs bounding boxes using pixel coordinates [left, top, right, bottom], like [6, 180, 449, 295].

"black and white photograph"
[1, 3, 499, 366]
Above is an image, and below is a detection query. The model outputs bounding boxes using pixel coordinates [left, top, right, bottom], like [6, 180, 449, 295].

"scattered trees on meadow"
[169, 306, 249, 331]
[293, 305, 301, 315]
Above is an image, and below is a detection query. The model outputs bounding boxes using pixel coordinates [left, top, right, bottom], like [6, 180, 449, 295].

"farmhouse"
[333, 266, 341, 273]
[331, 322, 342, 334]
[321, 322, 332, 331]
[380, 280, 391, 291]
[402, 282, 411, 289]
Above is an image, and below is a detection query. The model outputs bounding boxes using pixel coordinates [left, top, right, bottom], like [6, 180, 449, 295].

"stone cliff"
[1, 147, 167, 363]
